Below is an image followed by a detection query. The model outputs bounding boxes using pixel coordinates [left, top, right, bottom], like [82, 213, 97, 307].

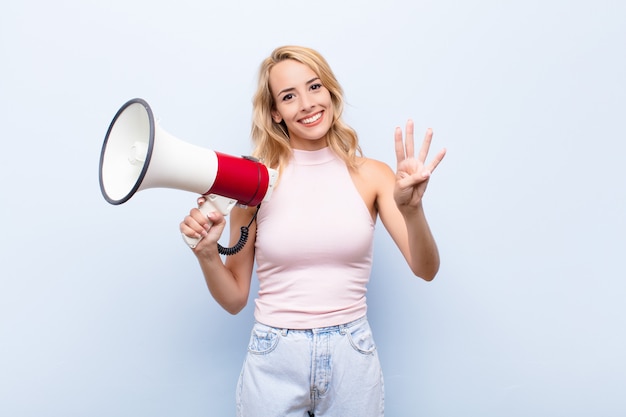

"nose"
[300, 93, 314, 111]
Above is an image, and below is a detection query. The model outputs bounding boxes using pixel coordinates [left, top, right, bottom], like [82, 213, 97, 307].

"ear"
[271, 110, 283, 124]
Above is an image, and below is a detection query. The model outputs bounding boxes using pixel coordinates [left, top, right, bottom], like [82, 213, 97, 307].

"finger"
[180, 222, 205, 239]
[180, 213, 208, 238]
[427, 148, 447, 173]
[188, 208, 212, 232]
[191, 207, 210, 222]
[404, 119, 415, 159]
[417, 128, 433, 163]
[206, 211, 225, 226]
[394, 126, 405, 163]
[197, 196, 206, 208]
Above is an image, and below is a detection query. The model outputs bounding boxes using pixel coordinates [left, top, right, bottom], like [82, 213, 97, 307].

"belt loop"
[281, 328, 288, 337]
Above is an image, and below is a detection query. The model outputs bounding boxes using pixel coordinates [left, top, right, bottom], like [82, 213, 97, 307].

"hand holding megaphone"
[99, 98, 278, 254]
[180, 196, 228, 251]
[180, 193, 256, 252]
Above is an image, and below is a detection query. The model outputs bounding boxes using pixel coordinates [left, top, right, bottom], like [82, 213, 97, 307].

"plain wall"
[1, 0, 625, 415]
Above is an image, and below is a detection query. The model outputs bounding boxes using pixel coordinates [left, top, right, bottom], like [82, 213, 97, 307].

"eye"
[310, 83, 323, 91]
[282, 93, 294, 101]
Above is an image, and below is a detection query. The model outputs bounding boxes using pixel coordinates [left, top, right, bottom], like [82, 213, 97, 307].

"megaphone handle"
[182, 194, 237, 249]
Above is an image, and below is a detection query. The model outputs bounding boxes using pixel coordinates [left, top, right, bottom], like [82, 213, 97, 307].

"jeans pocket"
[346, 321, 377, 355]
[247, 323, 280, 355]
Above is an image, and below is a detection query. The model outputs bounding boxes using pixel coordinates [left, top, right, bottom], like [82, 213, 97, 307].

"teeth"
[301, 112, 322, 124]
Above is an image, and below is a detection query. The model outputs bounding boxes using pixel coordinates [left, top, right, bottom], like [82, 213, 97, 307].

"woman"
[180, 45, 446, 417]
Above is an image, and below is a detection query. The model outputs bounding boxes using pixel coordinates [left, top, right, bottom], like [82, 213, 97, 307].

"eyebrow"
[276, 77, 321, 97]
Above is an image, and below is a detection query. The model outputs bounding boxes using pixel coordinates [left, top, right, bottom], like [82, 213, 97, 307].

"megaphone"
[99, 98, 278, 253]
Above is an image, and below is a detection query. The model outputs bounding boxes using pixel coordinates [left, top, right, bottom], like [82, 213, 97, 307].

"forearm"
[401, 203, 440, 281]
[195, 250, 250, 314]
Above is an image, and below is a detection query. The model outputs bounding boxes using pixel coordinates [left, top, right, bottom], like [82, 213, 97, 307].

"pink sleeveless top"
[254, 147, 375, 329]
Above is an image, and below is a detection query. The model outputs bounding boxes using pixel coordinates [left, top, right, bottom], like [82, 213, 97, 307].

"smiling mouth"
[300, 111, 323, 125]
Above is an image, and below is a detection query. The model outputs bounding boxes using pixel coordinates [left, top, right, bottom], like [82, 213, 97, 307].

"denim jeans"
[236, 316, 384, 417]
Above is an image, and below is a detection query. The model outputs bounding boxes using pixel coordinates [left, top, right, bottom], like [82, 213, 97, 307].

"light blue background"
[1, 1, 625, 416]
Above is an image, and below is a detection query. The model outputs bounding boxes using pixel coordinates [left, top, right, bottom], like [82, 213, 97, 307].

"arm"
[377, 120, 446, 281]
[180, 198, 256, 314]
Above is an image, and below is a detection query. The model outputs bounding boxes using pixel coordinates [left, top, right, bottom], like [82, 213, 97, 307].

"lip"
[298, 111, 324, 127]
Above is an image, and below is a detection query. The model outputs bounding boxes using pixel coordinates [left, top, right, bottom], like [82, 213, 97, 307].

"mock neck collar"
[291, 147, 336, 166]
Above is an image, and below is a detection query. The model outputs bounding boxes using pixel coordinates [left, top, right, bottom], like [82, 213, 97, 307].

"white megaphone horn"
[99, 98, 278, 253]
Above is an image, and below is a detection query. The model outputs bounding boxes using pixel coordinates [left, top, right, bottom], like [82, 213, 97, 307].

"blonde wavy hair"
[251, 45, 362, 173]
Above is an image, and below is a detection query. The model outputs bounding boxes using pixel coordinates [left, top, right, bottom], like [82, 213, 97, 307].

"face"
[269, 59, 334, 150]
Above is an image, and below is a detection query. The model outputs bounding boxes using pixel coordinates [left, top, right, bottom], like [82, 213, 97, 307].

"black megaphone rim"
[98, 98, 155, 205]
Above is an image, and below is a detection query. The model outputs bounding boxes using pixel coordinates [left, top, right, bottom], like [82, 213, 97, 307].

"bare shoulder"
[350, 157, 395, 216]
[355, 156, 395, 185]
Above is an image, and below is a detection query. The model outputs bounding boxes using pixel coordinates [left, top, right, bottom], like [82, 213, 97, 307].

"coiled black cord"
[217, 205, 261, 256]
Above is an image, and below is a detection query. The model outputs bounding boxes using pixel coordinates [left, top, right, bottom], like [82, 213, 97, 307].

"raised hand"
[393, 120, 446, 211]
